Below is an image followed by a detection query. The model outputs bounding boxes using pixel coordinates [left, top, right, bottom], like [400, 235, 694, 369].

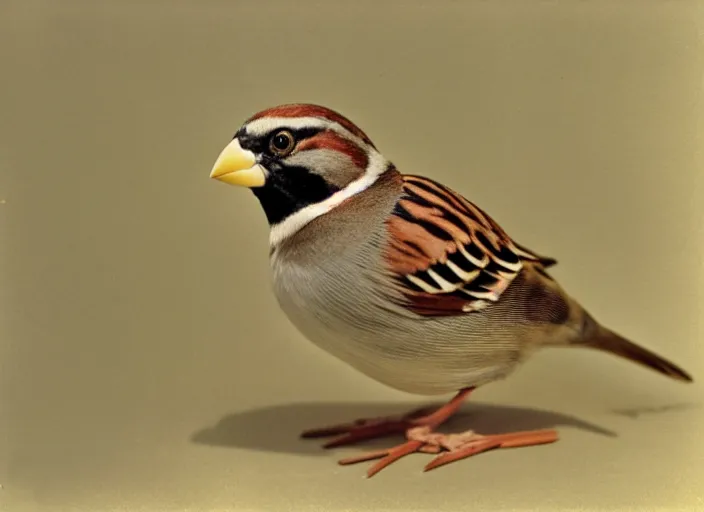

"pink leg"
[300, 388, 473, 448]
[302, 388, 558, 477]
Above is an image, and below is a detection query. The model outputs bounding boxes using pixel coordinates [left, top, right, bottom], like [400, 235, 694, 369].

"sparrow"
[208, 103, 693, 477]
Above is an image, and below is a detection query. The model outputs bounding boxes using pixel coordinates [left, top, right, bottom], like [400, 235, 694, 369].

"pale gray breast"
[267, 178, 552, 394]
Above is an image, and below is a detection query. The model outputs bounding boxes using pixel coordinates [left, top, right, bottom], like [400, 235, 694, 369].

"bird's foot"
[299, 405, 436, 448]
[338, 425, 559, 477]
[301, 389, 473, 448]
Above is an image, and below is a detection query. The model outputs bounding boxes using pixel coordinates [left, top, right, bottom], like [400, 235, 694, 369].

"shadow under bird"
[208, 103, 693, 477]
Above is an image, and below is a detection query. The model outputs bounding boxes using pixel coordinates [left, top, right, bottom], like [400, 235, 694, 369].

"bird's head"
[209, 104, 392, 246]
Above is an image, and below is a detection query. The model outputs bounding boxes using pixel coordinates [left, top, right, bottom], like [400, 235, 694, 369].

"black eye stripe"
[289, 127, 324, 140]
[239, 126, 324, 152]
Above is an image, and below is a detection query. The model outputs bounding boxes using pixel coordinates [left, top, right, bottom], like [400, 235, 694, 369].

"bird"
[208, 103, 693, 477]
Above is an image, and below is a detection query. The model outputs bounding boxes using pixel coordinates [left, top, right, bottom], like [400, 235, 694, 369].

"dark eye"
[269, 130, 295, 156]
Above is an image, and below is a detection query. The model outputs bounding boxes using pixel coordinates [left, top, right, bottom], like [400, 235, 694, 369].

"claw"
[338, 448, 394, 465]
[340, 440, 426, 478]
[300, 424, 361, 439]
[490, 429, 560, 448]
[300, 417, 386, 439]
[300, 407, 438, 446]
[321, 420, 409, 448]
[424, 438, 501, 471]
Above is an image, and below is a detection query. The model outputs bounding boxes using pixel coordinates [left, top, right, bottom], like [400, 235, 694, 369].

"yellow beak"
[209, 138, 266, 187]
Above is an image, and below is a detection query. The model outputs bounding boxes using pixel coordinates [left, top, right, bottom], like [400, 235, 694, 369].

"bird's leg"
[339, 425, 558, 477]
[303, 387, 558, 477]
[300, 388, 473, 448]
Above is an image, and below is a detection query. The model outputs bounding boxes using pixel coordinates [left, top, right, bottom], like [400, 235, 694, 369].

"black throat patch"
[252, 165, 341, 225]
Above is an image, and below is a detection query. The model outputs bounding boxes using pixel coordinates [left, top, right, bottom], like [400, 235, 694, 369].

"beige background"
[1, 1, 703, 511]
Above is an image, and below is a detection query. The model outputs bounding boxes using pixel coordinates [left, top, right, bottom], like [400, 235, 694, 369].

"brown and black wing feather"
[384, 175, 554, 316]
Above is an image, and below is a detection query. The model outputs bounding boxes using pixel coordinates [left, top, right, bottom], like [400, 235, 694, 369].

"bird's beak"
[209, 138, 266, 188]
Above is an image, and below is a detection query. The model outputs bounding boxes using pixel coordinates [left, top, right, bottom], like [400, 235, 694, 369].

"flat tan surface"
[2, 1, 703, 511]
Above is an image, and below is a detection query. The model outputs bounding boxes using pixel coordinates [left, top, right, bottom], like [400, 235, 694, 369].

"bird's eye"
[269, 130, 295, 156]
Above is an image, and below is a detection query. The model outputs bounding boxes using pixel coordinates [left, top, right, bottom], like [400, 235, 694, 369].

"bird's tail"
[582, 316, 693, 383]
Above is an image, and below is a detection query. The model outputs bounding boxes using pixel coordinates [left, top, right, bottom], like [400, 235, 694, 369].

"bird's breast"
[268, 245, 529, 395]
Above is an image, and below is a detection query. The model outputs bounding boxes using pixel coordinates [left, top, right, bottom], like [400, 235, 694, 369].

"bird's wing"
[383, 175, 556, 316]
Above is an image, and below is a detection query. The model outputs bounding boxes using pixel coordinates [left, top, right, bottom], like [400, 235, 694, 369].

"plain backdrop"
[1, 1, 703, 511]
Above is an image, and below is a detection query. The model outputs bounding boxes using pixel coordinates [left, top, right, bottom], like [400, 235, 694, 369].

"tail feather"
[586, 327, 693, 383]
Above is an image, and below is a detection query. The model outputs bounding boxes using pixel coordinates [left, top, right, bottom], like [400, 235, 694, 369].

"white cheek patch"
[268, 149, 390, 248]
